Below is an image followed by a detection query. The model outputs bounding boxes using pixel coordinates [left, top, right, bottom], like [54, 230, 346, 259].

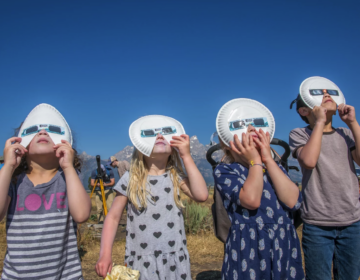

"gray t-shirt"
[2, 171, 83, 280]
[114, 171, 191, 280]
[289, 126, 360, 226]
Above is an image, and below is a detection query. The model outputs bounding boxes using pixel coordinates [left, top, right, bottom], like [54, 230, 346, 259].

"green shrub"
[184, 201, 212, 234]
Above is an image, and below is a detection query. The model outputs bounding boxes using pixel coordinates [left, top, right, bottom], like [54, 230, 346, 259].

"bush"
[184, 201, 212, 234]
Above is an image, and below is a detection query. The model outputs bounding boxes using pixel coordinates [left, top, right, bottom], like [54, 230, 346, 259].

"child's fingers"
[234, 135, 245, 153]
[241, 133, 249, 149]
[249, 133, 255, 147]
[253, 137, 263, 148]
[266, 132, 270, 143]
[5, 137, 22, 148]
[229, 140, 241, 155]
[60, 140, 72, 147]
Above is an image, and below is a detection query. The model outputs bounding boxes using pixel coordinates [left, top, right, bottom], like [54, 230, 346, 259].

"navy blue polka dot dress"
[213, 162, 305, 280]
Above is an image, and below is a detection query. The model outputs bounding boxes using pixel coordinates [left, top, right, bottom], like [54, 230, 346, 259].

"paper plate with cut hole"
[18, 103, 73, 148]
[300, 76, 345, 109]
[129, 115, 185, 157]
[216, 98, 275, 146]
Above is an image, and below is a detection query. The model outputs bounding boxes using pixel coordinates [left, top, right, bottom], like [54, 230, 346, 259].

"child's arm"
[170, 135, 208, 202]
[254, 130, 300, 208]
[54, 140, 91, 223]
[296, 106, 327, 169]
[338, 104, 360, 166]
[0, 137, 27, 220]
[230, 134, 264, 210]
[96, 193, 127, 277]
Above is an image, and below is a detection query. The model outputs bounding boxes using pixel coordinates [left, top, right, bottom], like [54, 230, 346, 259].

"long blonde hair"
[127, 148, 186, 210]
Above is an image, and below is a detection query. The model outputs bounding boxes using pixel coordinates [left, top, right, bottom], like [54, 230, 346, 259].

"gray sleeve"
[340, 127, 356, 151]
[113, 171, 129, 196]
[289, 128, 309, 158]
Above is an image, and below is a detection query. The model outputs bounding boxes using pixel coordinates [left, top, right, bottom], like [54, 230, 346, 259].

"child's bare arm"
[96, 193, 127, 277]
[265, 160, 300, 208]
[0, 137, 27, 219]
[170, 135, 208, 202]
[297, 106, 327, 169]
[54, 140, 91, 223]
[338, 104, 360, 165]
[231, 133, 264, 210]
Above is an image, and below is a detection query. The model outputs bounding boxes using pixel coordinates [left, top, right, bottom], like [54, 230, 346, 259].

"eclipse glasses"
[229, 117, 269, 131]
[21, 124, 65, 137]
[140, 126, 177, 137]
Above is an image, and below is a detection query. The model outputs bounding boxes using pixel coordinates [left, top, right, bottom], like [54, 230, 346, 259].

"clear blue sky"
[1, 0, 360, 159]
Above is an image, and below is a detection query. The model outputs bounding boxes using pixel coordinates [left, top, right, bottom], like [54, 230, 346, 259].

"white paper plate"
[300, 76, 345, 109]
[216, 98, 275, 146]
[129, 115, 185, 157]
[18, 103, 73, 148]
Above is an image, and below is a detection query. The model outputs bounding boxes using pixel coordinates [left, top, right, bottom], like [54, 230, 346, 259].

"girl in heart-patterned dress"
[214, 127, 305, 280]
[95, 133, 208, 280]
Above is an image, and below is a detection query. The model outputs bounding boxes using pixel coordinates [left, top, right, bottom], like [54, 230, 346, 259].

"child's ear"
[298, 107, 310, 117]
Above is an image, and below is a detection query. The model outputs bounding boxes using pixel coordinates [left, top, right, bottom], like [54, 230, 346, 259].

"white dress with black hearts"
[114, 171, 191, 280]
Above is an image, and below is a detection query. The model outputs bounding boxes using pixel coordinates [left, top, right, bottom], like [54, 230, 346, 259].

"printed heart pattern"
[131, 251, 136, 256]
[164, 187, 171, 193]
[140, 243, 148, 249]
[166, 205, 173, 211]
[181, 274, 187, 279]
[130, 233, 135, 239]
[150, 180, 158, 185]
[152, 213, 161, 220]
[154, 250, 162, 258]
[143, 262, 150, 268]
[170, 265, 176, 272]
[121, 184, 127, 191]
[153, 232, 162, 238]
[137, 256, 141, 260]
[129, 261, 134, 266]
[179, 256, 184, 262]
[167, 222, 174, 229]
[168, 241, 175, 247]
[129, 216, 134, 222]
[139, 225, 146, 231]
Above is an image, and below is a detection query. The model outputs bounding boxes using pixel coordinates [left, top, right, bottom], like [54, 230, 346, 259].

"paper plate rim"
[216, 98, 275, 147]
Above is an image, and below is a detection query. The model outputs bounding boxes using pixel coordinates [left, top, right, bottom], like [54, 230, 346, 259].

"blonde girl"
[95, 133, 208, 280]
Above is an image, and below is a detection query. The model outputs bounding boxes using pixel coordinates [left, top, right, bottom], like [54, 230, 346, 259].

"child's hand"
[253, 129, 273, 165]
[3, 137, 27, 171]
[53, 140, 74, 171]
[95, 255, 113, 277]
[312, 106, 327, 125]
[229, 133, 262, 165]
[170, 134, 191, 160]
[338, 104, 356, 125]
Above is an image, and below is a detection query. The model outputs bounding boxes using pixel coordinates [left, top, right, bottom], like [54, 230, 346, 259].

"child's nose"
[247, 124, 255, 133]
[156, 133, 164, 140]
[38, 129, 49, 136]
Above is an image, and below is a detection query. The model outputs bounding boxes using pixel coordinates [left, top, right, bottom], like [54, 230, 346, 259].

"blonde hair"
[127, 148, 186, 210]
[219, 139, 235, 164]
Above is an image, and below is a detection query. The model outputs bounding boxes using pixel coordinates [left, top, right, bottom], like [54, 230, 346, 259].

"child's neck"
[26, 156, 59, 186]
[145, 155, 168, 176]
[309, 114, 334, 133]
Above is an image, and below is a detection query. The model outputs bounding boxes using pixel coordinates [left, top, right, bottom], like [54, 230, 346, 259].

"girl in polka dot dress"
[214, 127, 305, 280]
[95, 133, 208, 280]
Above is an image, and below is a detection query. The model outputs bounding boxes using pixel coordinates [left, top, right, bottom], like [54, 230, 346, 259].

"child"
[95, 130, 208, 279]
[0, 106, 91, 279]
[214, 125, 304, 279]
[289, 92, 360, 280]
